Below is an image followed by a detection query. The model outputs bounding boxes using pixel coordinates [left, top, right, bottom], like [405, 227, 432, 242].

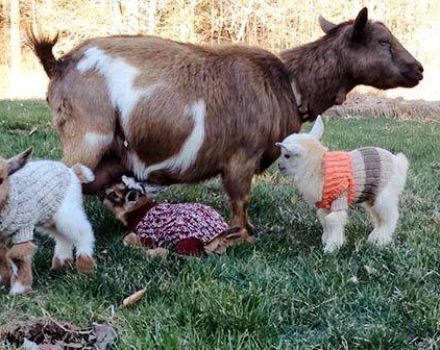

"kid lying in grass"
[100, 176, 243, 256]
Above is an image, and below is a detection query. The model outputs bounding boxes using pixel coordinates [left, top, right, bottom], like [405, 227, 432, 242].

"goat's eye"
[0, 178, 3, 185]
[379, 39, 391, 47]
[108, 192, 119, 202]
[284, 154, 291, 159]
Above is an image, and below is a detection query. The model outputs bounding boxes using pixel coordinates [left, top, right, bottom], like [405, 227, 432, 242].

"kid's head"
[0, 148, 32, 207]
[99, 176, 163, 219]
[275, 116, 327, 178]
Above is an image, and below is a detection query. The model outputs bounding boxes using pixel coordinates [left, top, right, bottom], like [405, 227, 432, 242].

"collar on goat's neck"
[290, 78, 310, 122]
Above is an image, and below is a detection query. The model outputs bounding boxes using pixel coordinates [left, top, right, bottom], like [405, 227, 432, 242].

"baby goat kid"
[0, 148, 96, 295]
[276, 117, 409, 252]
[101, 176, 243, 256]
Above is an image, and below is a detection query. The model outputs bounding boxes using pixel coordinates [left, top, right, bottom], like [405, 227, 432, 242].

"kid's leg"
[7, 242, 37, 295]
[322, 210, 348, 253]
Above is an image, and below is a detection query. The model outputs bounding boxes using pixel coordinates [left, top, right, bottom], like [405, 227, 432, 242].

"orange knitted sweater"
[315, 151, 356, 209]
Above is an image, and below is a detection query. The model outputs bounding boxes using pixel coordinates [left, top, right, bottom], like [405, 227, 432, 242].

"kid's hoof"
[76, 255, 95, 274]
[143, 247, 169, 258]
[323, 243, 341, 254]
[123, 232, 141, 247]
[51, 257, 74, 271]
[9, 282, 32, 296]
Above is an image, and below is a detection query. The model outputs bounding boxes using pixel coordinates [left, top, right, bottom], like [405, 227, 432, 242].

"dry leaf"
[122, 288, 147, 307]
[28, 126, 39, 136]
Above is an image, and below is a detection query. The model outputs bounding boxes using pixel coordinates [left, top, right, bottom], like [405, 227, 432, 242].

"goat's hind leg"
[38, 226, 74, 271]
[221, 155, 257, 243]
[54, 175, 96, 274]
[367, 193, 399, 247]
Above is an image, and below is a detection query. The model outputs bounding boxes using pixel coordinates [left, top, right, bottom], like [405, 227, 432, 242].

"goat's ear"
[7, 147, 32, 175]
[319, 15, 337, 34]
[351, 7, 368, 41]
[309, 116, 324, 140]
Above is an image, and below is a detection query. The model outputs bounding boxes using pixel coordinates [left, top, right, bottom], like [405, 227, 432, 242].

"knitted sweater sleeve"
[331, 191, 348, 212]
[12, 226, 34, 244]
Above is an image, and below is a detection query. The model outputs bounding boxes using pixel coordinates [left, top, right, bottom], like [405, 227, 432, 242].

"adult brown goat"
[27, 8, 422, 240]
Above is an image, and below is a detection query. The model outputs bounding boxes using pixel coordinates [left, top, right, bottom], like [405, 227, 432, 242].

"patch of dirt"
[325, 93, 440, 121]
[0, 319, 116, 350]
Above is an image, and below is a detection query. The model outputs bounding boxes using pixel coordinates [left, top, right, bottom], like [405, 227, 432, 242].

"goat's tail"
[393, 153, 409, 193]
[25, 25, 60, 79]
[72, 164, 95, 184]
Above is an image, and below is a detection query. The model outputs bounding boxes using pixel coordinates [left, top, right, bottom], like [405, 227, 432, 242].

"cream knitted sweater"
[0, 161, 71, 244]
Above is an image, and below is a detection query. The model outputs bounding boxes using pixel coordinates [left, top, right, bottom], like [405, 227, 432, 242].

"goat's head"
[0, 148, 33, 208]
[320, 7, 423, 89]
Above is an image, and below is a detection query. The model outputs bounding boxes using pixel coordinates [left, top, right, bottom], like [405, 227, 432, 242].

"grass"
[0, 100, 440, 349]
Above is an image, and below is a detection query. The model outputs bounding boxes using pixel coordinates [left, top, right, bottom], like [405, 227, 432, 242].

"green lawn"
[1, 100, 440, 349]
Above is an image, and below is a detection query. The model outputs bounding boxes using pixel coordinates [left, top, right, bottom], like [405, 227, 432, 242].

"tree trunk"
[146, 0, 157, 34]
[125, 0, 139, 33]
[9, 0, 20, 97]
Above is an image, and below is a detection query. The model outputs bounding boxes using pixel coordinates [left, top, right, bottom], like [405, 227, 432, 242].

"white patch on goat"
[143, 100, 206, 177]
[10, 262, 18, 277]
[129, 152, 148, 180]
[84, 132, 113, 150]
[77, 47, 159, 131]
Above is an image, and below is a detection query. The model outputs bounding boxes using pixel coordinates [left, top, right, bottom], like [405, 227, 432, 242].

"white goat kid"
[0, 148, 96, 295]
[276, 116, 409, 253]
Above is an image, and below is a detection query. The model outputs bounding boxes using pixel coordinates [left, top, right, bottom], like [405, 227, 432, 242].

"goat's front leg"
[7, 242, 37, 295]
[0, 243, 11, 288]
[221, 155, 257, 243]
[82, 155, 125, 195]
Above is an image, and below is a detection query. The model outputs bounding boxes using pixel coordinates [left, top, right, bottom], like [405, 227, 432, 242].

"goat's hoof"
[76, 255, 95, 274]
[245, 235, 257, 244]
[9, 282, 32, 296]
[226, 228, 255, 245]
[51, 257, 74, 271]
[246, 222, 256, 235]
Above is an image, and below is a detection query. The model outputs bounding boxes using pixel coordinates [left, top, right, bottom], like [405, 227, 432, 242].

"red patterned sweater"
[126, 202, 229, 255]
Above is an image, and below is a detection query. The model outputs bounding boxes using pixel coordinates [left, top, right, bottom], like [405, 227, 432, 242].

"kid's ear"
[7, 147, 33, 175]
[275, 142, 288, 151]
[122, 175, 145, 194]
[309, 115, 324, 140]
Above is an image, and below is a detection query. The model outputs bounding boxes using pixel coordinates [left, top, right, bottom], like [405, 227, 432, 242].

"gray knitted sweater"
[0, 161, 71, 244]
